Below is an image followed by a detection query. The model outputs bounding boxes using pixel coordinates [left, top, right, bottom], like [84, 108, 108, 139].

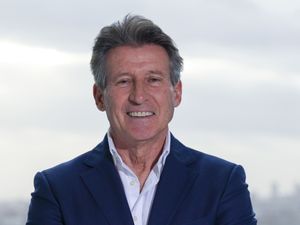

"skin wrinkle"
[93, 44, 182, 188]
[112, 132, 166, 190]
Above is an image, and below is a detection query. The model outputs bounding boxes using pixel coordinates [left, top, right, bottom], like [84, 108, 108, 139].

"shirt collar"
[107, 130, 171, 178]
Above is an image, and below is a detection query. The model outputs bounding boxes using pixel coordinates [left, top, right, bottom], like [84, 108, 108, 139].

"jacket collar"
[81, 134, 199, 225]
[147, 134, 199, 225]
[81, 135, 134, 225]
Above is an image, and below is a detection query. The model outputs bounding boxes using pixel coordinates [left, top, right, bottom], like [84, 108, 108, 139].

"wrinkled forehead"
[105, 44, 171, 76]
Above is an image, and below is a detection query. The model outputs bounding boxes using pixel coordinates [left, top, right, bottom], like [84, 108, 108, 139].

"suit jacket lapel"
[147, 136, 199, 225]
[80, 137, 134, 225]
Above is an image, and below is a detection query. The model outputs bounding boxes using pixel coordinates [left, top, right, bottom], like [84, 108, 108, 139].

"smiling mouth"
[127, 111, 155, 117]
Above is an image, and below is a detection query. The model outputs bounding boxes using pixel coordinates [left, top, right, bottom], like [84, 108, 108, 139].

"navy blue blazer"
[26, 135, 257, 225]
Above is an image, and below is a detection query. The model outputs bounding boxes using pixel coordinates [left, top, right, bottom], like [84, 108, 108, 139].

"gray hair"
[90, 14, 183, 90]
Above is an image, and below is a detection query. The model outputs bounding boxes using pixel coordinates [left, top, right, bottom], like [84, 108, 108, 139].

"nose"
[128, 81, 147, 104]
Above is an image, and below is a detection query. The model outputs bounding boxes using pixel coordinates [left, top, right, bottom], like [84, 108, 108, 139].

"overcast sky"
[0, 0, 299, 201]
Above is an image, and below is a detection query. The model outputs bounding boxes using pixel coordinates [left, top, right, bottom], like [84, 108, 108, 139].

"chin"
[127, 128, 166, 142]
[128, 133, 154, 141]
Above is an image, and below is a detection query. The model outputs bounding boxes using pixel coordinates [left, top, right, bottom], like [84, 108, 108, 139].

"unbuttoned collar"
[107, 131, 171, 179]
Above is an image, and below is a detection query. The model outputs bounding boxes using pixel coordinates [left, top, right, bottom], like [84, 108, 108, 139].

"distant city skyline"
[2, 183, 300, 225]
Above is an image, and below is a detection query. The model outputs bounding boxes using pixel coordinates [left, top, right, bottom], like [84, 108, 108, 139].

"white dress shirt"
[107, 131, 171, 225]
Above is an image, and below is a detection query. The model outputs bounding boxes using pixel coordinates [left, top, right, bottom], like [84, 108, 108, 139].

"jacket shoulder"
[171, 135, 238, 175]
[41, 141, 106, 181]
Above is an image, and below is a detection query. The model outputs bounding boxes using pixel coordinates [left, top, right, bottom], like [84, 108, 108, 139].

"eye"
[148, 76, 163, 86]
[116, 78, 131, 87]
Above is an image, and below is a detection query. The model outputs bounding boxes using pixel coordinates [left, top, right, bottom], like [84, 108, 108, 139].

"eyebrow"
[109, 69, 167, 82]
[146, 70, 165, 76]
[114, 70, 165, 77]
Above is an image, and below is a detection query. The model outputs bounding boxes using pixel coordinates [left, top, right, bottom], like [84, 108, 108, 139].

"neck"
[110, 131, 168, 188]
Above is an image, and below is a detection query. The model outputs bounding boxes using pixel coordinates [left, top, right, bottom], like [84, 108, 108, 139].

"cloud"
[0, 0, 146, 52]
[1, 0, 299, 53]
[1, 0, 300, 198]
[0, 41, 89, 66]
[173, 79, 300, 137]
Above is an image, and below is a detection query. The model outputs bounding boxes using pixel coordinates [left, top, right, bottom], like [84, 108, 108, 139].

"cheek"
[104, 92, 126, 116]
[165, 88, 178, 105]
[156, 90, 176, 112]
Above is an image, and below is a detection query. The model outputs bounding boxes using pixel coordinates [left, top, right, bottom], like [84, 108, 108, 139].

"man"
[26, 15, 257, 225]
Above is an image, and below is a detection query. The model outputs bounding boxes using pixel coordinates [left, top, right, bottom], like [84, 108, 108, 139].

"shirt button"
[130, 180, 136, 186]
[133, 215, 138, 222]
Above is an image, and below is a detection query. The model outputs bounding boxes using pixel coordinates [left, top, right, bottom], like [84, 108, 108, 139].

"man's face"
[93, 44, 182, 146]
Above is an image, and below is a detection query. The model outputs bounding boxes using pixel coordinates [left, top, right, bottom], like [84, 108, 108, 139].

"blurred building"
[253, 183, 300, 225]
[1, 185, 300, 225]
[0, 200, 28, 225]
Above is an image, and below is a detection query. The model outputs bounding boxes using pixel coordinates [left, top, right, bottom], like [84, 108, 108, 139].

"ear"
[93, 84, 106, 111]
[173, 80, 182, 107]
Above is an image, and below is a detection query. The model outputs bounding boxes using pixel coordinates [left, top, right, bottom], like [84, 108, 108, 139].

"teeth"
[128, 112, 154, 117]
